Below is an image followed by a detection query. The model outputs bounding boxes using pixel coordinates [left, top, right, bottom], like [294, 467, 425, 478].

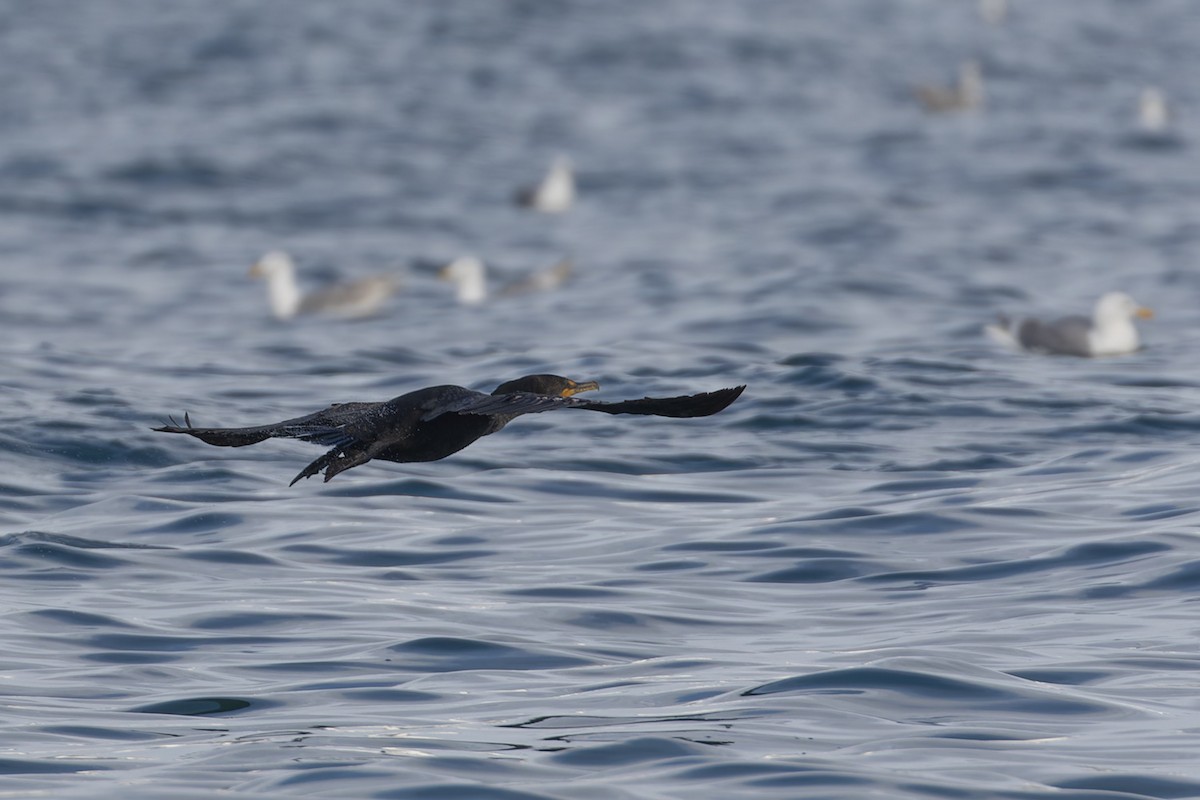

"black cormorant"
[154, 374, 745, 485]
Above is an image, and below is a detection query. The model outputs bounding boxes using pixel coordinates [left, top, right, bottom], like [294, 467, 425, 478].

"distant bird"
[915, 61, 984, 112]
[497, 257, 573, 298]
[985, 292, 1153, 357]
[1137, 87, 1170, 134]
[437, 256, 488, 305]
[154, 374, 746, 485]
[514, 156, 575, 213]
[249, 251, 397, 321]
[438, 255, 572, 305]
[979, 0, 1007, 25]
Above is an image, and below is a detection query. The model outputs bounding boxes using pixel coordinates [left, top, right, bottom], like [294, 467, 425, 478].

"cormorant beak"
[561, 380, 600, 397]
[1136, 306, 1154, 320]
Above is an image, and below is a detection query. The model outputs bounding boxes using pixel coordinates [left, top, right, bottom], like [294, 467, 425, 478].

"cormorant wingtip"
[289, 464, 319, 486]
[709, 384, 746, 412]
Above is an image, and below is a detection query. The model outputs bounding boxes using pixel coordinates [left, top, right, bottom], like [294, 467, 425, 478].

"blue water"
[4, 1, 1200, 797]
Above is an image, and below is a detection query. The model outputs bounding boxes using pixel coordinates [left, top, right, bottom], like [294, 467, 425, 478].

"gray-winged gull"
[438, 255, 572, 305]
[249, 250, 397, 320]
[916, 61, 984, 112]
[514, 156, 575, 213]
[985, 292, 1153, 357]
[1138, 87, 1170, 134]
[979, 0, 1006, 25]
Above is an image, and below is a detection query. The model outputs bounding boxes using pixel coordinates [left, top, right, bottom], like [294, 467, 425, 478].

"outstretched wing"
[424, 385, 745, 421]
[577, 385, 745, 417]
[420, 391, 578, 420]
[153, 402, 382, 448]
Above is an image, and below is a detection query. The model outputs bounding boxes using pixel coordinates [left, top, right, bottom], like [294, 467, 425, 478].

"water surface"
[3, 2, 1200, 798]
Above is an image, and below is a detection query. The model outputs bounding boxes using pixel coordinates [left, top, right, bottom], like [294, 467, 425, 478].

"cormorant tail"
[153, 414, 277, 448]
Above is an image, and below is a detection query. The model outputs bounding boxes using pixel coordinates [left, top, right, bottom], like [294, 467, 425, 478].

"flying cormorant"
[154, 375, 745, 485]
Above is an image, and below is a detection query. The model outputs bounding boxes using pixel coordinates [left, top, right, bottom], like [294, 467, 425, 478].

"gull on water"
[979, 0, 1007, 25]
[513, 156, 575, 213]
[438, 255, 572, 306]
[985, 292, 1154, 357]
[1138, 87, 1170, 134]
[249, 250, 397, 320]
[916, 60, 984, 112]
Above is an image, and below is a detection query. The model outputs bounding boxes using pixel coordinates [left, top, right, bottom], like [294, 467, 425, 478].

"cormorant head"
[492, 374, 600, 397]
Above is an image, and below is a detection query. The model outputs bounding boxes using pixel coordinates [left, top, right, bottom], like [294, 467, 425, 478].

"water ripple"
[744, 665, 1117, 717]
[387, 637, 595, 672]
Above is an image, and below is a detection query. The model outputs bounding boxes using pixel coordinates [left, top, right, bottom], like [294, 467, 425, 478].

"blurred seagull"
[249, 250, 397, 320]
[1138, 87, 1170, 134]
[439, 255, 572, 306]
[985, 292, 1153, 357]
[514, 156, 575, 213]
[979, 0, 1007, 25]
[438, 256, 488, 305]
[496, 257, 573, 298]
[915, 60, 984, 112]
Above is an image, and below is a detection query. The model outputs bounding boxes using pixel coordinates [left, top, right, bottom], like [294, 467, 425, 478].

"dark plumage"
[154, 374, 745, 486]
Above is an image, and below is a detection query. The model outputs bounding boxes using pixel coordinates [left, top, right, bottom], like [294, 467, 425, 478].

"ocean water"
[3, 1, 1200, 797]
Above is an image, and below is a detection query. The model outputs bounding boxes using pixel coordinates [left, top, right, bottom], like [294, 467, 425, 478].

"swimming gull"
[1138, 87, 1170, 134]
[514, 156, 575, 213]
[979, 0, 1006, 25]
[438, 255, 572, 305]
[985, 292, 1153, 357]
[249, 250, 397, 320]
[916, 61, 984, 112]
